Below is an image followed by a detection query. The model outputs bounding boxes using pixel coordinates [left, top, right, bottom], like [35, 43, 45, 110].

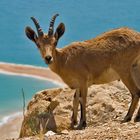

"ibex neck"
[48, 48, 64, 74]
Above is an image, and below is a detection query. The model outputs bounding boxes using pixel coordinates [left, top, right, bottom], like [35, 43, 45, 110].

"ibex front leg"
[71, 89, 80, 128]
[77, 86, 88, 129]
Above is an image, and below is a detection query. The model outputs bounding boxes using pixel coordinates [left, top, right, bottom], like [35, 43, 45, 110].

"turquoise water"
[0, 74, 59, 119]
[1, 0, 140, 65]
[0, 0, 140, 121]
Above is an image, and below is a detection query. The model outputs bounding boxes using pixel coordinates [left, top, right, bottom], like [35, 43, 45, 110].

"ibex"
[25, 14, 140, 129]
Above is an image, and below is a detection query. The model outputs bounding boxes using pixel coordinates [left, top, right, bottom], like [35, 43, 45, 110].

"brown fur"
[26, 18, 140, 129]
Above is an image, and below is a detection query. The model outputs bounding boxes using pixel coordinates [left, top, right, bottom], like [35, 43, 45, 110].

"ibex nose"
[45, 55, 52, 63]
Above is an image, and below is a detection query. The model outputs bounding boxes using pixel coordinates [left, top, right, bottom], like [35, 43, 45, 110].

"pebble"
[45, 131, 56, 137]
[61, 130, 69, 135]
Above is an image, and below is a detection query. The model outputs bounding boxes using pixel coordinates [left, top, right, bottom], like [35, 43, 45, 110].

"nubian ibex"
[25, 14, 140, 129]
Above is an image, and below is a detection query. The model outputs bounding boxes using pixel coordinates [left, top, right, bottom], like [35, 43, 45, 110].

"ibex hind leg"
[122, 93, 139, 123]
[131, 61, 140, 90]
[131, 63, 140, 122]
[134, 96, 140, 122]
[133, 78, 140, 122]
[118, 72, 140, 123]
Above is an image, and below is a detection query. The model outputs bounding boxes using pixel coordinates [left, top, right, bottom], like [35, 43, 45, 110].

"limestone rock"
[19, 81, 130, 139]
[19, 88, 74, 138]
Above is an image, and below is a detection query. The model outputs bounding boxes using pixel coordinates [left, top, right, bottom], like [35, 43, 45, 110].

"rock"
[44, 130, 56, 137]
[19, 88, 73, 138]
[19, 81, 131, 139]
[61, 130, 69, 134]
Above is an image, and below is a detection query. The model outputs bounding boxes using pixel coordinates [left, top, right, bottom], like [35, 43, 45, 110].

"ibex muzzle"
[45, 55, 52, 64]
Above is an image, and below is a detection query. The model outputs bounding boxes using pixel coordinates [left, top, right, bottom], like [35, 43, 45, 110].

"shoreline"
[0, 62, 65, 86]
[0, 61, 65, 126]
[0, 112, 22, 126]
[0, 61, 65, 139]
[0, 112, 23, 140]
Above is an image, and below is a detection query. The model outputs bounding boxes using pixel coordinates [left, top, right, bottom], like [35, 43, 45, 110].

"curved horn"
[31, 17, 44, 36]
[48, 14, 59, 36]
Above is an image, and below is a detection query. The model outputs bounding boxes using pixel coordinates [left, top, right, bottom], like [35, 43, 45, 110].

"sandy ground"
[0, 62, 64, 140]
[0, 115, 23, 140]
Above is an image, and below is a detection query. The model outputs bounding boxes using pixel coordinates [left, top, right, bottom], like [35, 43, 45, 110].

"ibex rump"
[25, 14, 140, 129]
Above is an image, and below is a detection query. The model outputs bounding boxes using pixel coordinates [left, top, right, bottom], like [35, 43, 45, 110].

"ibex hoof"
[134, 116, 140, 122]
[121, 115, 131, 123]
[76, 121, 87, 130]
[70, 120, 77, 129]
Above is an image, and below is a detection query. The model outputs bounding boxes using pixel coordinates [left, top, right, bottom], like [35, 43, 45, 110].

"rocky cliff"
[18, 81, 140, 140]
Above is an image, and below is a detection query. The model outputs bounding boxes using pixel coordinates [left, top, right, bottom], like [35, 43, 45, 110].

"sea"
[0, 0, 140, 125]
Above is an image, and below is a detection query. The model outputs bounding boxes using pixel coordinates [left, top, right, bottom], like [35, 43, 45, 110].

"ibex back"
[25, 14, 140, 129]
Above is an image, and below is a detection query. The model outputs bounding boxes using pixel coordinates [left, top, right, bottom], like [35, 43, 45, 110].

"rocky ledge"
[16, 81, 140, 140]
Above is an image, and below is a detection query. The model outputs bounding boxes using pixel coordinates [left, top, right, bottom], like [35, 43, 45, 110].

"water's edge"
[0, 61, 65, 86]
[0, 112, 22, 126]
[0, 62, 65, 127]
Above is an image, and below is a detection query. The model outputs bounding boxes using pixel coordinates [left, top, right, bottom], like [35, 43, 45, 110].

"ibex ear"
[25, 26, 38, 43]
[54, 23, 65, 41]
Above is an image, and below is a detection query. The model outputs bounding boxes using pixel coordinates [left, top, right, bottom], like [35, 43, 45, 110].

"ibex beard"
[25, 14, 140, 129]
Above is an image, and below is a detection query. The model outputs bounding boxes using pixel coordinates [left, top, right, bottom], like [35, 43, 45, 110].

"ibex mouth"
[44, 56, 53, 65]
[45, 60, 52, 65]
